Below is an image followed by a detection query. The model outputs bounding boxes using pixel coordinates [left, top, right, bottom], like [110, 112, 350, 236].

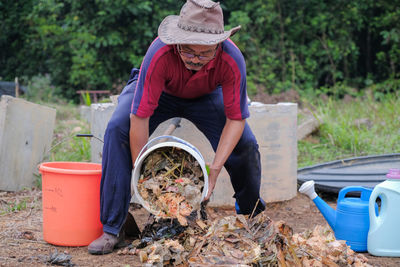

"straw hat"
[158, 0, 241, 45]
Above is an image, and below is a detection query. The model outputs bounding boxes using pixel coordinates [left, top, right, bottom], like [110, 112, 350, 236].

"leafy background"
[1, 0, 399, 100]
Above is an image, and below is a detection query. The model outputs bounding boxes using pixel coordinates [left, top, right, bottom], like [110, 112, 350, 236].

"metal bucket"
[131, 135, 208, 216]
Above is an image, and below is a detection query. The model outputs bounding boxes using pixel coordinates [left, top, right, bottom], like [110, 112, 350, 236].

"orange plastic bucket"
[39, 162, 103, 246]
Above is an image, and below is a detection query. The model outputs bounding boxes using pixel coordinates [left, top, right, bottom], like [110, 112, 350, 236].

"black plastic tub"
[298, 153, 400, 193]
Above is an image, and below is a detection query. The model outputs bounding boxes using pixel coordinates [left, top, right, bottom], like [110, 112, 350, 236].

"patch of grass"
[0, 199, 28, 215]
[80, 91, 92, 106]
[51, 135, 91, 162]
[49, 103, 91, 162]
[298, 93, 400, 168]
[9, 199, 27, 212]
[0, 189, 42, 215]
[34, 173, 42, 189]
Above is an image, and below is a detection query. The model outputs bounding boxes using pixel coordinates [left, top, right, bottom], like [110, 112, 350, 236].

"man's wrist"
[209, 164, 223, 171]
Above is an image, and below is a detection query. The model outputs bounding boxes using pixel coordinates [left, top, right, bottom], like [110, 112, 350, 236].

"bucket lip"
[132, 140, 208, 216]
[39, 161, 102, 175]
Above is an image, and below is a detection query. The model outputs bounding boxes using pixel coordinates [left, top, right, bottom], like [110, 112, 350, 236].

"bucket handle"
[134, 135, 204, 168]
[338, 186, 372, 202]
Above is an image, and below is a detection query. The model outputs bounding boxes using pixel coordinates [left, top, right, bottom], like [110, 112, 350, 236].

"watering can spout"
[299, 180, 337, 231]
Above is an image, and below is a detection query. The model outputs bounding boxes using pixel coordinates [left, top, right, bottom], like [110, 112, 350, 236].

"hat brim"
[158, 15, 241, 45]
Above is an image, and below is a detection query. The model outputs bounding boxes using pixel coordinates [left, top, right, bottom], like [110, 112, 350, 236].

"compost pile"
[120, 212, 371, 266]
[133, 146, 371, 266]
[137, 147, 205, 226]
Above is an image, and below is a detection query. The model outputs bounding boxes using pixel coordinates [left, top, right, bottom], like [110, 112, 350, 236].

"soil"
[1, 189, 399, 267]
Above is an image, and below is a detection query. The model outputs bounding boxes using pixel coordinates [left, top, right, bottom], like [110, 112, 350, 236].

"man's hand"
[204, 165, 222, 201]
[129, 114, 150, 167]
[203, 118, 245, 201]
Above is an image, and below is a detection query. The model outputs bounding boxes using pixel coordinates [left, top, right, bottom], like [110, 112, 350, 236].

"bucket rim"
[39, 161, 102, 175]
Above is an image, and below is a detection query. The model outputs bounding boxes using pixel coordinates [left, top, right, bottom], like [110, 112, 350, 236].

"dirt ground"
[0, 89, 396, 266]
[1, 189, 399, 267]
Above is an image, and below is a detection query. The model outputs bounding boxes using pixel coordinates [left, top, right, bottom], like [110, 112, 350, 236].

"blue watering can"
[299, 180, 373, 252]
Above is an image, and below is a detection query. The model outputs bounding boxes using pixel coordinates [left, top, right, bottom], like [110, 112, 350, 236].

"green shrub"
[25, 74, 62, 103]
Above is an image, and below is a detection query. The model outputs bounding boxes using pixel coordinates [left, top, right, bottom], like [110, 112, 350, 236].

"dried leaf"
[196, 220, 207, 230]
[138, 147, 205, 225]
[139, 250, 148, 263]
[135, 211, 371, 267]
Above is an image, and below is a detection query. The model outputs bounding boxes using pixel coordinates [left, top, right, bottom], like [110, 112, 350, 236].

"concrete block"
[90, 103, 116, 163]
[247, 103, 298, 203]
[297, 115, 321, 140]
[91, 102, 298, 207]
[0, 96, 56, 191]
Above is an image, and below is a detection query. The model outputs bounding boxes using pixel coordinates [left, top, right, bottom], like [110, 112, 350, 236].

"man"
[88, 0, 265, 255]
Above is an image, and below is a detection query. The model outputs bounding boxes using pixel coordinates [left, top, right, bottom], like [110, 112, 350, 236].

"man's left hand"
[203, 118, 245, 201]
[204, 165, 222, 201]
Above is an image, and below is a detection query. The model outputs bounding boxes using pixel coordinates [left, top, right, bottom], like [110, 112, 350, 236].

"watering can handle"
[369, 190, 378, 220]
[134, 135, 204, 168]
[338, 186, 373, 202]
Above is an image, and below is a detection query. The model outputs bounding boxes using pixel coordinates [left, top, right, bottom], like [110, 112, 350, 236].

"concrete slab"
[247, 103, 298, 203]
[0, 96, 56, 191]
[90, 103, 116, 163]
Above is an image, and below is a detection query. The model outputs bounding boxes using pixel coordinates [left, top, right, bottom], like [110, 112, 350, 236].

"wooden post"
[15, 77, 19, 98]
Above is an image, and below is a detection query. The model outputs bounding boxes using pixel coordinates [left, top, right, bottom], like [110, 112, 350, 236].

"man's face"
[178, 44, 218, 71]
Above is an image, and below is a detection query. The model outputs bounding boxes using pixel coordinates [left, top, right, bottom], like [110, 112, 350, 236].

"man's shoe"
[88, 232, 126, 255]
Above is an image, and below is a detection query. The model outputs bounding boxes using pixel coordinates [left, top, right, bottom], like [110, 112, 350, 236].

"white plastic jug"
[368, 169, 400, 256]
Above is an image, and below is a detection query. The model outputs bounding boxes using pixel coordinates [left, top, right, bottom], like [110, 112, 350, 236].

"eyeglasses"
[178, 44, 218, 61]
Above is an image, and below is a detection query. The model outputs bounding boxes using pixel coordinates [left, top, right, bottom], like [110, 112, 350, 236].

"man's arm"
[129, 114, 150, 167]
[204, 118, 245, 200]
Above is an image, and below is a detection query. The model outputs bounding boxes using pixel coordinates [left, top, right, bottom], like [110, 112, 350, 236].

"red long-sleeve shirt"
[131, 37, 249, 120]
